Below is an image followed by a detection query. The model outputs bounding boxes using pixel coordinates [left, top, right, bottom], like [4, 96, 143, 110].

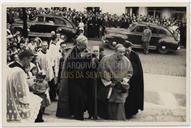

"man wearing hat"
[78, 19, 85, 32]
[124, 42, 144, 119]
[98, 43, 133, 120]
[56, 33, 89, 120]
[142, 25, 152, 54]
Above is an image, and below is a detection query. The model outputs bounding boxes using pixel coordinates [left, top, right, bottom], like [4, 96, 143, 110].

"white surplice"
[7, 66, 42, 122]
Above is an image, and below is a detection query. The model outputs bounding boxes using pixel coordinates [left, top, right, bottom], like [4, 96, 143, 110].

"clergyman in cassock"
[36, 41, 56, 101]
[48, 34, 62, 101]
[85, 46, 100, 119]
[98, 44, 133, 120]
[124, 42, 144, 119]
[56, 33, 89, 120]
[57, 42, 67, 94]
[7, 50, 41, 122]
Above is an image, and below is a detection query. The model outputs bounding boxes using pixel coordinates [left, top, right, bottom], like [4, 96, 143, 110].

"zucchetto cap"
[76, 35, 88, 47]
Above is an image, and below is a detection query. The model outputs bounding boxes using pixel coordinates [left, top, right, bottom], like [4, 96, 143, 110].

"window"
[54, 18, 66, 25]
[148, 11, 154, 16]
[133, 26, 146, 33]
[150, 27, 157, 34]
[45, 17, 55, 24]
[86, 7, 101, 13]
[157, 28, 167, 35]
[37, 16, 44, 22]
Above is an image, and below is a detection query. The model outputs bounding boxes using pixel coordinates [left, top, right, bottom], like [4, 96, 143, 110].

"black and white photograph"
[1, 2, 190, 127]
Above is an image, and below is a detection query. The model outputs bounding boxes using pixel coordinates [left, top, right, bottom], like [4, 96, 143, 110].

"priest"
[124, 42, 144, 119]
[56, 34, 89, 120]
[98, 44, 133, 120]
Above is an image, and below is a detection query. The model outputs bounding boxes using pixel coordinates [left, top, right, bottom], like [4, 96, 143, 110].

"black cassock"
[56, 46, 96, 120]
[124, 51, 144, 118]
[86, 54, 100, 119]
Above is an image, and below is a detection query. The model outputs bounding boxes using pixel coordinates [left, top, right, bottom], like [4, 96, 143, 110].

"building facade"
[125, 7, 186, 22]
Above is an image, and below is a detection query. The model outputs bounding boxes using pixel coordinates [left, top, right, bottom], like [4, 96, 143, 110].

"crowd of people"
[7, 7, 186, 47]
[6, 25, 144, 122]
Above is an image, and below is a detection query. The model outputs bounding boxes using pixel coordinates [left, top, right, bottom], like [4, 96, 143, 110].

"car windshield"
[64, 20, 73, 28]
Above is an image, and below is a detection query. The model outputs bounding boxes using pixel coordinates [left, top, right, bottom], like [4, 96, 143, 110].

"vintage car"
[12, 14, 77, 41]
[102, 22, 179, 54]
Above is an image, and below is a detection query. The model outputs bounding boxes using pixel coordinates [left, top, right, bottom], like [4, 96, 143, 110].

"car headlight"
[112, 41, 117, 46]
[125, 40, 130, 43]
[121, 35, 128, 40]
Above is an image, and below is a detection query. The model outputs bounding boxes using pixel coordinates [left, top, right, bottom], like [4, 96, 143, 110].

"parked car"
[12, 14, 77, 41]
[102, 22, 179, 54]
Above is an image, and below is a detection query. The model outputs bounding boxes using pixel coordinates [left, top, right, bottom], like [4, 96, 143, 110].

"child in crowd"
[30, 66, 51, 122]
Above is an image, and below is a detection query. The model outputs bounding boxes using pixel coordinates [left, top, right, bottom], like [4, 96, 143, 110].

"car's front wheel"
[158, 44, 168, 54]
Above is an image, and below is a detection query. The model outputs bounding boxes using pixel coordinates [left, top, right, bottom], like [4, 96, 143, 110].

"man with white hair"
[98, 43, 133, 120]
[56, 34, 89, 120]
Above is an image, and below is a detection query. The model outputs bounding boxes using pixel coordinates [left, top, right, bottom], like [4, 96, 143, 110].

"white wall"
[61, 3, 127, 15]
[138, 7, 148, 16]
[161, 8, 171, 18]
[100, 3, 126, 15]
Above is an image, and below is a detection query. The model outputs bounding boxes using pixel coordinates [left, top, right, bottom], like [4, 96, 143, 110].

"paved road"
[85, 39, 186, 77]
[43, 73, 186, 123]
